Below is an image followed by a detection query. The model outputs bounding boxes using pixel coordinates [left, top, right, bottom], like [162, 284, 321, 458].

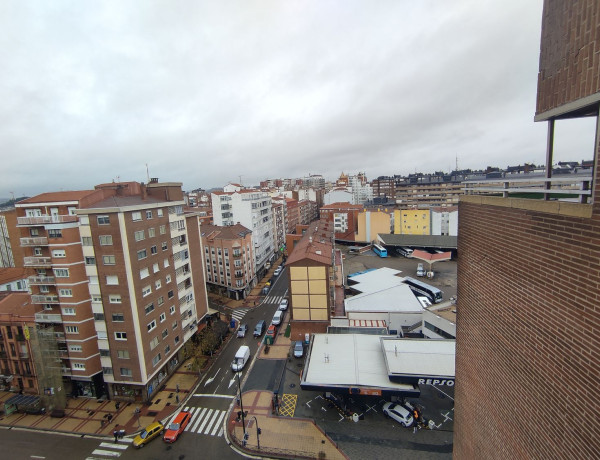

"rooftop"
[0, 267, 33, 285]
[0, 292, 39, 319]
[17, 190, 96, 205]
[201, 223, 252, 240]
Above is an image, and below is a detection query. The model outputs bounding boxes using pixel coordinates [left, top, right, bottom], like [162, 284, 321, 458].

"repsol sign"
[418, 378, 454, 387]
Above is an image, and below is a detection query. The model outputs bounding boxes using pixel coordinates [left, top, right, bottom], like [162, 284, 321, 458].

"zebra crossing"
[267, 295, 285, 305]
[171, 405, 228, 437]
[86, 439, 129, 459]
[231, 307, 250, 322]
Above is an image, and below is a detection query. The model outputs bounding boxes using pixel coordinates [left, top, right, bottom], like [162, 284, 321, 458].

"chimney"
[141, 183, 147, 200]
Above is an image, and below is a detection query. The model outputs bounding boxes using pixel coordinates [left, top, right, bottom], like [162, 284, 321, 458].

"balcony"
[35, 312, 63, 324]
[61, 367, 72, 376]
[31, 295, 59, 304]
[28, 275, 56, 285]
[19, 352, 29, 359]
[54, 332, 66, 342]
[20, 237, 49, 246]
[24, 256, 52, 267]
[17, 215, 78, 226]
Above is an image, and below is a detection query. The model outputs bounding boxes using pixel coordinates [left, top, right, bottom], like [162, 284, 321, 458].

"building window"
[99, 235, 113, 245]
[134, 230, 145, 242]
[115, 332, 127, 341]
[163, 258, 169, 268]
[73, 363, 86, 370]
[157, 209, 163, 217]
[159, 312, 166, 323]
[174, 335, 180, 344]
[150, 336, 159, 350]
[54, 268, 69, 278]
[30, 228, 39, 236]
[165, 345, 170, 354]
[103, 255, 116, 265]
[85, 256, 95, 265]
[162, 328, 169, 338]
[161, 242, 168, 251]
[65, 326, 79, 334]
[147, 320, 157, 332]
[166, 274, 171, 283]
[140, 267, 149, 279]
[117, 350, 129, 359]
[168, 290, 174, 299]
[169, 305, 175, 315]
[145, 303, 155, 315]
[159, 225, 166, 235]
[172, 321, 177, 330]
[142, 285, 151, 297]
[112, 313, 125, 322]
[152, 354, 161, 366]
[152, 263, 159, 273]
[151, 245, 157, 255]
[109, 295, 121, 303]
[97, 215, 110, 225]
[148, 228, 155, 238]
[146, 211, 153, 219]
[52, 249, 66, 258]
[82, 236, 93, 246]
[92, 295, 102, 302]
[59, 288, 73, 297]
[99, 349, 110, 357]
[157, 296, 164, 306]
[48, 229, 62, 238]
[120, 368, 132, 377]
[137, 249, 147, 260]
[106, 275, 119, 285]
[102, 367, 113, 375]
[62, 307, 76, 316]
[132, 211, 142, 221]
[69, 345, 82, 352]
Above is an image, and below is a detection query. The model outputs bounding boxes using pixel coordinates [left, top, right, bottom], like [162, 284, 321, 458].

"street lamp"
[252, 415, 261, 450]
[236, 371, 246, 437]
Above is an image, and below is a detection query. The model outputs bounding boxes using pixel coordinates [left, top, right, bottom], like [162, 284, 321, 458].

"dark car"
[253, 320, 266, 337]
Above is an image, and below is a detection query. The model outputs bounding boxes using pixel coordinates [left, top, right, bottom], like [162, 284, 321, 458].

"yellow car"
[132, 421, 164, 448]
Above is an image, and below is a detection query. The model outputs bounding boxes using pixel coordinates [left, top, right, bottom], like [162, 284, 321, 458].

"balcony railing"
[28, 275, 56, 285]
[61, 367, 72, 376]
[462, 175, 593, 204]
[17, 215, 78, 225]
[20, 237, 49, 246]
[54, 332, 66, 342]
[31, 295, 59, 304]
[35, 313, 63, 323]
[24, 256, 52, 267]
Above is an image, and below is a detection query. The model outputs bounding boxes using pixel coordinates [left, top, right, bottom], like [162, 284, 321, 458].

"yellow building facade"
[290, 265, 329, 321]
[394, 209, 431, 235]
[356, 209, 392, 242]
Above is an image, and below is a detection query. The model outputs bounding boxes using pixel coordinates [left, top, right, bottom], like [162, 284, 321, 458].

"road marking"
[91, 449, 121, 457]
[211, 411, 227, 436]
[204, 369, 220, 386]
[99, 443, 128, 450]
[196, 409, 214, 434]
[188, 407, 207, 432]
[202, 410, 221, 434]
[441, 411, 453, 422]
[193, 393, 233, 399]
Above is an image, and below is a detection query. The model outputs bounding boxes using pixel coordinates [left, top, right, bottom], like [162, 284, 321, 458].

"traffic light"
[244, 432, 249, 440]
[257, 428, 262, 435]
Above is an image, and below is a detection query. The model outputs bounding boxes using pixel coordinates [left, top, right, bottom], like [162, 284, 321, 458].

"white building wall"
[324, 190, 354, 205]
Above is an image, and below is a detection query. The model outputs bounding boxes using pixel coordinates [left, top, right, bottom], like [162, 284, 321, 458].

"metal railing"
[20, 237, 49, 246]
[28, 275, 56, 285]
[17, 215, 78, 225]
[31, 295, 59, 304]
[35, 313, 63, 323]
[24, 256, 52, 267]
[462, 175, 593, 203]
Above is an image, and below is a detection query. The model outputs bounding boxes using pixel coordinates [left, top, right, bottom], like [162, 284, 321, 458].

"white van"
[231, 345, 250, 372]
[272, 310, 284, 326]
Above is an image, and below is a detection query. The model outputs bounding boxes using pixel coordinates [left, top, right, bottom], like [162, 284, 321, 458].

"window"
[153, 263, 160, 273]
[54, 268, 69, 278]
[162, 241, 168, 251]
[146, 210, 153, 219]
[172, 321, 177, 330]
[69, 345, 82, 352]
[100, 349, 110, 357]
[152, 354, 161, 366]
[66, 326, 79, 334]
[117, 350, 129, 359]
[137, 249, 147, 260]
[92, 295, 102, 302]
[48, 229, 62, 238]
[165, 345, 170, 354]
[112, 313, 125, 322]
[82, 236, 92, 246]
[169, 305, 175, 315]
[62, 307, 76, 316]
[145, 303, 155, 315]
[120, 368, 132, 377]
[159, 312, 166, 323]
[151, 245, 157, 255]
[142, 285, 151, 297]
[30, 228, 39, 236]
[132, 211, 142, 221]
[157, 209, 163, 217]
[99, 235, 113, 245]
[59, 288, 73, 297]
[168, 290, 174, 299]
[163, 258, 169, 268]
[109, 294, 121, 303]
[148, 228, 155, 238]
[106, 275, 119, 285]
[52, 249, 66, 258]
[155, 280, 161, 290]
[97, 215, 110, 225]
[68, 206, 77, 216]
[150, 337, 159, 350]
[73, 363, 86, 370]
[157, 296, 164, 306]
[134, 230, 145, 241]
[115, 332, 127, 340]
[166, 274, 171, 284]
[140, 267, 149, 279]
[147, 320, 157, 332]
[94, 313, 105, 321]
[33, 247, 42, 256]
[85, 256, 96, 265]
[103, 367, 113, 375]
[103, 255, 116, 265]
[162, 328, 169, 338]
[174, 335, 180, 344]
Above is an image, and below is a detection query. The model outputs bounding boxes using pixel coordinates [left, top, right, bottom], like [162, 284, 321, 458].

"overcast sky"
[1, 1, 596, 199]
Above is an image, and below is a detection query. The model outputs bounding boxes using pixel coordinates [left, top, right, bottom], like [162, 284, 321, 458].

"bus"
[372, 244, 388, 258]
[403, 276, 443, 303]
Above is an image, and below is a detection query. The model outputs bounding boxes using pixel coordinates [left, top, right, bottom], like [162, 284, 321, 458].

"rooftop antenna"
[238, 175, 243, 185]
[146, 164, 150, 183]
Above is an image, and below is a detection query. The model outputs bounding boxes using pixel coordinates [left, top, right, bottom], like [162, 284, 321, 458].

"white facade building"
[430, 207, 458, 236]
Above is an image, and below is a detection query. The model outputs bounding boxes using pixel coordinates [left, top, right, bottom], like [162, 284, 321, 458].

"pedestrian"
[413, 423, 418, 434]
[176, 383, 179, 393]
[113, 430, 118, 443]
[107, 413, 113, 423]
[115, 401, 120, 410]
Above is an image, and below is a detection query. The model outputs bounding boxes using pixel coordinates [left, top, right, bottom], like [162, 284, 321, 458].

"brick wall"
[454, 199, 600, 458]
[536, 0, 600, 116]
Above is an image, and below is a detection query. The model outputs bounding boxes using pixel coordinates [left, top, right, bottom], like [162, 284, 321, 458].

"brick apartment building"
[14, 180, 208, 402]
[0, 209, 24, 268]
[454, 2, 600, 458]
[201, 223, 256, 300]
[319, 202, 363, 242]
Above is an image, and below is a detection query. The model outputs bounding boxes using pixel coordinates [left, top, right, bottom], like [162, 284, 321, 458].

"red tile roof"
[0, 292, 39, 319]
[0, 267, 33, 285]
[18, 190, 96, 204]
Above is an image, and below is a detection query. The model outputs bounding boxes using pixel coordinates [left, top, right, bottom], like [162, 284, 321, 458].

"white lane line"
[99, 443, 128, 450]
[193, 394, 233, 399]
[210, 411, 227, 436]
[90, 449, 121, 457]
[202, 409, 221, 435]
[189, 407, 207, 432]
[195, 409, 214, 434]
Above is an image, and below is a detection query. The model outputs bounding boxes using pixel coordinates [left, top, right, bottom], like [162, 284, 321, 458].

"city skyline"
[2, 1, 597, 199]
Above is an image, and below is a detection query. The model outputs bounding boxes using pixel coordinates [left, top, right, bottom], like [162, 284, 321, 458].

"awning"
[5, 394, 41, 407]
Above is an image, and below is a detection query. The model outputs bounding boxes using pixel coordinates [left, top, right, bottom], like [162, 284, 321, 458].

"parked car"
[272, 309, 284, 326]
[237, 324, 248, 338]
[132, 421, 164, 448]
[293, 341, 304, 358]
[231, 345, 251, 372]
[416, 263, 426, 277]
[266, 324, 276, 339]
[278, 299, 288, 310]
[163, 411, 191, 443]
[273, 267, 282, 276]
[382, 402, 414, 427]
[253, 320, 266, 337]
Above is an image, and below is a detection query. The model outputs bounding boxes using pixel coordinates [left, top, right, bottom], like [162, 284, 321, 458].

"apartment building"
[320, 203, 363, 242]
[371, 176, 396, 201]
[211, 189, 274, 277]
[395, 176, 463, 208]
[356, 208, 392, 243]
[394, 209, 430, 235]
[285, 198, 299, 234]
[454, 2, 600, 458]
[271, 197, 287, 254]
[0, 267, 32, 292]
[77, 181, 208, 401]
[16, 189, 104, 397]
[0, 209, 24, 268]
[430, 206, 458, 236]
[201, 224, 255, 300]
